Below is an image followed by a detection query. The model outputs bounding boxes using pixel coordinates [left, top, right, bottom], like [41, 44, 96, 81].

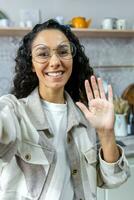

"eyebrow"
[32, 41, 70, 49]
[32, 44, 48, 50]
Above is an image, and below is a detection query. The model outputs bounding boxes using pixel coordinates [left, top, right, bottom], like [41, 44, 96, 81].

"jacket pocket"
[17, 140, 54, 165]
[0, 142, 56, 199]
[15, 141, 55, 199]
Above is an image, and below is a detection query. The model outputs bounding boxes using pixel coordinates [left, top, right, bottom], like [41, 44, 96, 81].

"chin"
[48, 83, 65, 90]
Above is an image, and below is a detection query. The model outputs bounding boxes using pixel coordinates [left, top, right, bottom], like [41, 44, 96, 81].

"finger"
[108, 84, 113, 102]
[90, 75, 100, 98]
[76, 102, 91, 119]
[85, 79, 94, 102]
[97, 77, 106, 99]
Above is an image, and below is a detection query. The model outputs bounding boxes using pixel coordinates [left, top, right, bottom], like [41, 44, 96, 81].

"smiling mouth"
[45, 71, 64, 77]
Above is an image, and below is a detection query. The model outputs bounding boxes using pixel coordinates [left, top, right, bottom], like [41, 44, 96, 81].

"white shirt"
[41, 100, 74, 200]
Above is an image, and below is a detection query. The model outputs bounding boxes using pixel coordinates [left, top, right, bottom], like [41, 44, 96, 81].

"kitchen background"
[0, 0, 134, 96]
[0, 0, 134, 28]
[0, 37, 134, 96]
[0, 1, 134, 199]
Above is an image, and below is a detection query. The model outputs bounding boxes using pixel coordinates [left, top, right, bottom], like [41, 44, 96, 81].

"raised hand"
[76, 75, 115, 132]
[76, 75, 120, 162]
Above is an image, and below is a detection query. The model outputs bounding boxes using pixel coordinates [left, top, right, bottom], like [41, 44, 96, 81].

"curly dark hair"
[11, 19, 93, 103]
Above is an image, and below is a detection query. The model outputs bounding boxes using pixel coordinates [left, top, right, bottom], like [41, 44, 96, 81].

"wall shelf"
[0, 27, 31, 37]
[72, 28, 134, 38]
[0, 27, 134, 38]
[93, 65, 134, 68]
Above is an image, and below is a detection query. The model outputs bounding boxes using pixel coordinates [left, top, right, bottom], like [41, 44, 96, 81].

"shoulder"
[65, 91, 86, 117]
[0, 94, 26, 112]
[0, 94, 18, 107]
[65, 91, 90, 126]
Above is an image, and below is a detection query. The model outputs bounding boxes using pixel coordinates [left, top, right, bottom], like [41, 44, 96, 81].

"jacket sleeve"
[0, 94, 41, 155]
[97, 145, 130, 188]
[0, 95, 21, 164]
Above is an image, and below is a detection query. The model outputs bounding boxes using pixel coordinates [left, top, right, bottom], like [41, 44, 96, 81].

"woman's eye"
[58, 48, 69, 56]
[38, 51, 49, 57]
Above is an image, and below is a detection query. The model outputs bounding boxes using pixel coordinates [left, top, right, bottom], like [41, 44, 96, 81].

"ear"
[32, 68, 35, 72]
[32, 64, 35, 72]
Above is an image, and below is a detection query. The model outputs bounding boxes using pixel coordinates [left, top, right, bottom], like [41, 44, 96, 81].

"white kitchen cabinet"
[97, 156, 134, 200]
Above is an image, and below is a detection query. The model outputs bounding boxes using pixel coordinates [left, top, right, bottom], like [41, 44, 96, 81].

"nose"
[49, 53, 61, 68]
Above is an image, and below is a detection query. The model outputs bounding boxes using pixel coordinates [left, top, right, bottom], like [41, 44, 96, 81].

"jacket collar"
[23, 87, 88, 132]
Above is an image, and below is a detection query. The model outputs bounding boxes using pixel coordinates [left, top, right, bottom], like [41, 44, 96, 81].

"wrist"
[97, 129, 115, 143]
[100, 139, 120, 163]
[100, 145, 120, 163]
[97, 129, 120, 162]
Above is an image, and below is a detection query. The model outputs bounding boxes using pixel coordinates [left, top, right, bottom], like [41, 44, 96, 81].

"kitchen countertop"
[116, 135, 134, 157]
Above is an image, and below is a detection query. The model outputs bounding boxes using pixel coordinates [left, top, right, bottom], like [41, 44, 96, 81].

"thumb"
[76, 102, 90, 119]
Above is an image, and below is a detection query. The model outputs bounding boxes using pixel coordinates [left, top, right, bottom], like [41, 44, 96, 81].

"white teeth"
[46, 72, 63, 77]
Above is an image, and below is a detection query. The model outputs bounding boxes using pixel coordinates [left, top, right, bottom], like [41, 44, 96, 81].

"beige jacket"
[0, 88, 130, 200]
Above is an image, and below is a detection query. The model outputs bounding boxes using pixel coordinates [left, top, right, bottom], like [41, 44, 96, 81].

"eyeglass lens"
[32, 42, 75, 63]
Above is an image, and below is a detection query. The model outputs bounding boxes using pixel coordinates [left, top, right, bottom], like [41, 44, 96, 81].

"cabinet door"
[97, 188, 105, 200]
[103, 157, 134, 200]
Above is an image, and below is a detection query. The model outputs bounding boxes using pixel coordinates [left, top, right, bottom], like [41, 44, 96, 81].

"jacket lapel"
[22, 87, 49, 131]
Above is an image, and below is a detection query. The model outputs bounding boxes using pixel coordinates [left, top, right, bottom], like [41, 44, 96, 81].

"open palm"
[76, 76, 115, 131]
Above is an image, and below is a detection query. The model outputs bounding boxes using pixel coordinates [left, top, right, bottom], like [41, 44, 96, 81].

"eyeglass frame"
[31, 41, 76, 64]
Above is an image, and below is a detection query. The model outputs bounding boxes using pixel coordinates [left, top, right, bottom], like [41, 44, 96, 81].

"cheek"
[32, 62, 45, 74]
[65, 59, 73, 72]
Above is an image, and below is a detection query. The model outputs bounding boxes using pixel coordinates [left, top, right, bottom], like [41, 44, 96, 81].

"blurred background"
[0, 1, 134, 199]
[0, 0, 134, 28]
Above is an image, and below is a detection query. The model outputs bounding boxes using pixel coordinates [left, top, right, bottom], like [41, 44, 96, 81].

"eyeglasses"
[31, 41, 76, 64]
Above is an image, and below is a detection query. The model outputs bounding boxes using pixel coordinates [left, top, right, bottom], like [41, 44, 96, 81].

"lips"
[45, 71, 64, 77]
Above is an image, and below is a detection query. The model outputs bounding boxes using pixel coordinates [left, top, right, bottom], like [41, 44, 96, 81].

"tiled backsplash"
[0, 37, 20, 95]
[81, 38, 134, 66]
[0, 36, 134, 96]
[80, 38, 134, 96]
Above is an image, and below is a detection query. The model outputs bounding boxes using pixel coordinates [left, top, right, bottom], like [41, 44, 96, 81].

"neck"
[39, 86, 65, 104]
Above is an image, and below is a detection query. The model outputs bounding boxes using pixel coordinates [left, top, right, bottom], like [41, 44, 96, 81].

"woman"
[0, 19, 130, 200]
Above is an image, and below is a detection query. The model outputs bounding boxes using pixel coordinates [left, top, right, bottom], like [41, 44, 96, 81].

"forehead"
[32, 29, 69, 48]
